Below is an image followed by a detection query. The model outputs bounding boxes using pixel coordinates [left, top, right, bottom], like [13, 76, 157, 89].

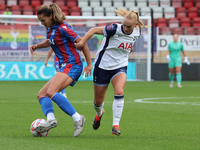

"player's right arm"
[76, 27, 103, 50]
[45, 48, 54, 66]
[29, 39, 50, 54]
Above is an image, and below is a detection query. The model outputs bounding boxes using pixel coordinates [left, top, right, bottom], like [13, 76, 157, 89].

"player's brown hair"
[37, 3, 66, 24]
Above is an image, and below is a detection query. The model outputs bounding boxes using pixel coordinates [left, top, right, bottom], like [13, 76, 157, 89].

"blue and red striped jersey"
[46, 22, 82, 65]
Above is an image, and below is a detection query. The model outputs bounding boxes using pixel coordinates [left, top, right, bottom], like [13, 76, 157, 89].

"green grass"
[0, 81, 200, 150]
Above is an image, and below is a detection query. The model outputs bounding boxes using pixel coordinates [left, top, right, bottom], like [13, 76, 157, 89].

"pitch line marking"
[134, 97, 200, 105]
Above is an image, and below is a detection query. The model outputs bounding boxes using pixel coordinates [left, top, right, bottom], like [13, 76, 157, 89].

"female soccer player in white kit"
[76, 8, 148, 136]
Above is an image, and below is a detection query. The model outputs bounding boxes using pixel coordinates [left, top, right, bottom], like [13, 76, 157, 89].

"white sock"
[47, 112, 55, 121]
[71, 112, 81, 122]
[112, 95, 124, 126]
[93, 101, 104, 116]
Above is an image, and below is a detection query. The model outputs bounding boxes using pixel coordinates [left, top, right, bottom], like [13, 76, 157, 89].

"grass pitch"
[0, 81, 200, 150]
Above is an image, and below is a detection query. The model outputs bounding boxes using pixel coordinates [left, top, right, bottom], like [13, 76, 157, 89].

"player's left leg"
[176, 66, 182, 87]
[111, 72, 127, 136]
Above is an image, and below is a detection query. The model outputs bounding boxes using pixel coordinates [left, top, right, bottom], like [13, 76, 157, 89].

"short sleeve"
[59, 24, 79, 42]
[103, 24, 118, 37]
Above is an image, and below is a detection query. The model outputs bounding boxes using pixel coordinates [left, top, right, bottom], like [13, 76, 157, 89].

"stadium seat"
[81, 7, 92, 16]
[0, 0, 5, 5]
[7, 0, 17, 6]
[140, 7, 151, 16]
[90, 1, 100, 7]
[176, 7, 187, 19]
[196, 2, 200, 8]
[159, 27, 172, 35]
[22, 5, 34, 15]
[93, 7, 104, 16]
[148, 0, 159, 7]
[137, 2, 147, 7]
[125, 1, 136, 8]
[78, 1, 88, 8]
[164, 7, 175, 19]
[0, 5, 6, 11]
[101, 1, 112, 7]
[70, 11, 81, 16]
[173, 28, 184, 35]
[54, 0, 66, 6]
[70, 6, 81, 16]
[105, 7, 116, 16]
[152, 7, 163, 19]
[192, 17, 200, 27]
[113, 1, 124, 8]
[19, 0, 30, 6]
[180, 17, 191, 27]
[188, 7, 198, 19]
[157, 17, 167, 24]
[186, 28, 196, 35]
[168, 17, 179, 27]
[67, 1, 77, 8]
[43, 0, 53, 5]
[183, 2, 194, 8]
[128, 7, 139, 12]
[31, 0, 41, 7]
[160, 0, 170, 7]
[171, 0, 182, 8]
[34, 5, 41, 15]
[10, 5, 21, 11]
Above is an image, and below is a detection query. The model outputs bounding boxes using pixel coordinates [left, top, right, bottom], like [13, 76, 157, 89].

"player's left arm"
[75, 36, 93, 77]
[181, 43, 190, 65]
[76, 27, 103, 50]
[45, 48, 54, 66]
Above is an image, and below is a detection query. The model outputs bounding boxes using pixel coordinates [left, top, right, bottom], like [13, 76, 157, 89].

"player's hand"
[166, 55, 171, 62]
[45, 60, 48, 66]
[76, 42, 84, 51]
[184, 57, 190, 65]
[29, 45, 37, 54]
[82, 63, 93, 77]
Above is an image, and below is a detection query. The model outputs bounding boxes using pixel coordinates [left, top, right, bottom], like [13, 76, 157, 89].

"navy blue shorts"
[93, 66, 127, 87]
[58, 63, 83, 86]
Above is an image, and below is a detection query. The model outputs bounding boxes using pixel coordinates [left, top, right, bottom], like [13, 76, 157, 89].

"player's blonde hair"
[115, 8, 149, 30]
[37, 3, 66, 24]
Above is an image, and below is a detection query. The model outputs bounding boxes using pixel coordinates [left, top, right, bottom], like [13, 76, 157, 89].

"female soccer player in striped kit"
[76, 8, 148, 136]
[29, 3, 92, 137]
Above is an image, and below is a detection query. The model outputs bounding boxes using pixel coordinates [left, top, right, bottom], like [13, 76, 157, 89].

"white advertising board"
[157, 35, 200, 51]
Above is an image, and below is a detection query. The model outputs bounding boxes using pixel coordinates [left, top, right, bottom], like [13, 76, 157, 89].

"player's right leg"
[92, 66, 109, 130]
[36, 78, 58, 133]
[169, 66, 175, 87]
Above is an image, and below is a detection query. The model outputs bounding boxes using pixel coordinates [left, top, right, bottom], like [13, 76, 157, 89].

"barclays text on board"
[0, 62, 136, 81]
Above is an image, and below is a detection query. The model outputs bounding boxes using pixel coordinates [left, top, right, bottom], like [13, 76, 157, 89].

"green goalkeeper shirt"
[168, 41, 184, 60]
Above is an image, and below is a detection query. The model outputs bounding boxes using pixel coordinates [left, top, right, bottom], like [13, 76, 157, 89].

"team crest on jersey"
[47, 39, 55, 45]
[62, 26, 67, 29]
[106, 25, 113, 30]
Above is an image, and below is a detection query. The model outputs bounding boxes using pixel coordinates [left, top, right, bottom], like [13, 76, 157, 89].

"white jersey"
[94, 24, 141, 70]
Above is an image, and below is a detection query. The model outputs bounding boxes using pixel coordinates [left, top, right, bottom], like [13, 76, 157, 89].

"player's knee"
[46, 90, 54, 98]
[114, 88, 124, 96]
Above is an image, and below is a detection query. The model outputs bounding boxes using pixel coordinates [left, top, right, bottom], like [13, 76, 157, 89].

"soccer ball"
[30, 119, 50, 137]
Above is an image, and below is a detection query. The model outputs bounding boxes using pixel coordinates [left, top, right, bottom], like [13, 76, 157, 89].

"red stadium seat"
[97, 19, 108, 26]
[59, 6, 69, 12]
[0, 0, 5, 5]
[67, 1, 77, 8]
[183, 2, 194, 8]
[185, 28, 196, 35]
[70, 6, 80, 16]
[157, 18, 168, 27]
[70, 11, 81, 16]
[159, 28, 172, 35]
[168, 17, 179, 27]
[176, 7, 187, 19]
[172, 1, 182, 8]
[10, 5, 21, 11]
[55, 1, 66, 7]
[192, 17, 200, 27]
[31, 0, 41, 7]
[173, 28, 184, 35]
[196, 2, 200, 8]
[180, 17, 191, 27]
[19, 0, 30, 6]
[0, 5, 6, 11]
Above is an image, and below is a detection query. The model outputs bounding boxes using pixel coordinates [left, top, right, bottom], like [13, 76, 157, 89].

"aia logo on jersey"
[118, 43, 132, 50]
[106, 25, 113, 30]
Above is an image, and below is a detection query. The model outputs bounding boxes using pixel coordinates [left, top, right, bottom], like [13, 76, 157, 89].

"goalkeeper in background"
[166, 34, 190, 88]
